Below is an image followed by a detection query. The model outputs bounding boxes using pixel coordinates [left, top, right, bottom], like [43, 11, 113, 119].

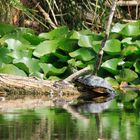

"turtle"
[74, 75, 116, 102]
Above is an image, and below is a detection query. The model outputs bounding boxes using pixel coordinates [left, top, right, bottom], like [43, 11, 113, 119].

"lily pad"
[103, 39, 121, 55]
[33, 40, 58, 57]
[78, 35, 93, 47]
[40, 63, 67, 76]
[101, 58, 122, 74]
[115, 69, 138, 82]
[0, 64, 27, 76]
[39, 26, 69, 39]
[69, 48, 95, 61]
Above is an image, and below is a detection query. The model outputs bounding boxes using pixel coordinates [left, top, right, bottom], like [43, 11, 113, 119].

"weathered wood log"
[0, 74, 81, 101]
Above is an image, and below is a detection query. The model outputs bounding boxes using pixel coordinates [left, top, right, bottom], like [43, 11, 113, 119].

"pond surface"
[0, 98, 140, 140]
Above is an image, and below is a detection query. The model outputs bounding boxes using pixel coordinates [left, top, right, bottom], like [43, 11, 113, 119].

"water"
[0, 99, 140, 140]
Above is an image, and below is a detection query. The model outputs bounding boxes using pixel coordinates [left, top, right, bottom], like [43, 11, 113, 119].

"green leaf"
[103, 39, 121, 55]
[8, 47, 32, 59]
[13, 57, 40, 74]
[40, 63, 67, 76]
[58, 39, 77, 52]
[101, 58, 122, 74]
[5, 39, 22, 50]
[69, 48, 95, 61]
[121, 38, 133, 45]
[0, 23, 15, 36]
[70, 31, 81, 39]
[134, 97, 140, 110]
[115, 69, 138, 82]
[33, 40, 58, 57]
[122, 45, 139, 56]
[105, 77, 119, 87]
[120, 23, 140, 37]
[39, 26, 69, 39]
[111, 23, 126, 33]
[123, 91, 138, 102]
[92, 41, 101, 53]
[0, 64, 26, 76]
[68, 59, 86, 68]
[23, 33, 44, 45]
[78, 35, 93, 47]
[134, 60, 140, 73]
[0, 47, 12, 64]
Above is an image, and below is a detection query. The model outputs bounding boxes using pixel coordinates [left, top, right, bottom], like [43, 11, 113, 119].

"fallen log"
[0, 74, 81, 101]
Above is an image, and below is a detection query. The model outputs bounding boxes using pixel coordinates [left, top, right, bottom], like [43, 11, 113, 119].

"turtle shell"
[76, 75, 116, 96]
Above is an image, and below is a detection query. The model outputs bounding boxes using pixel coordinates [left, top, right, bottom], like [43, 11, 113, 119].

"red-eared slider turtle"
[74, 75, 116, 102]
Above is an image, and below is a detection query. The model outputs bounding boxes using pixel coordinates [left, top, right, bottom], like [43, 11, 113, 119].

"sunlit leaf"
[13, 57, 40, 74]
[70, 31, 81, 39]
[123, 91, 138, 102]
[39, 26, 69, 39]
[111, 23, 126, 33]
[103, 39, 121, 55]
[78, 35, 93, 47]
[105, 77, 119, 87]
[115, 69, 138, 82]
[5, 39, 22, 50]
[33, 40, 58, 57]
[122, 45, 139, 56]
[92, 41, 101, 53]
[101, 58, 122, 74]
[120, 23, 140, 37]
[0, 64, 26, 76]
[40, 63, 67, 76]
[69, 48, 95, 61]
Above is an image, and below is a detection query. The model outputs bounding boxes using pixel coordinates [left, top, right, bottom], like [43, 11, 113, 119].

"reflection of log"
[0, 74, 80, 100]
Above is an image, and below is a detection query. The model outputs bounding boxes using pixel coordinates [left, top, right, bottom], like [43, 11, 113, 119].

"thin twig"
[93, 0, 118, 75]
[32, 0, 57, 29]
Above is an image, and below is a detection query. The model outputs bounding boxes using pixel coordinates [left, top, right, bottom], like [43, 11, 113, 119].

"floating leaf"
[5, 39, 22, 50]
[40, 63, 67, 76]
[0, 23, 15, 36]
[122, 45, 139, 56]
[33, 40, 58, 57]
[103, 39, 121, 55]
[39, 26, 69, 39]
[92, 41, 101, 53]
[58, 39, 77, 52]
[0, 47, 12, 64]
[120, 23, 140, 37]
[13, 57, 40, 74]
[69, 48, 95, 61]
[123, 91, 138, 102]
[101, 58, 122, 74]
[68, 59, 86, 68]
[70, 31, 81, 39]
[0, 64, 26, 76]
[23, 33, 44, 45]
[78, 35, 93, 47]
[105, 77, 119, 87]
[111, 23, 126, 33]
[115, 69, 138, 82]
[134, 97, 140, 110]
[134, 60, 140, 73]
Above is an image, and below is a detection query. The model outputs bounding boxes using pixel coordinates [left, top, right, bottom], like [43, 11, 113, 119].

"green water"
[0, 99, 140, 140]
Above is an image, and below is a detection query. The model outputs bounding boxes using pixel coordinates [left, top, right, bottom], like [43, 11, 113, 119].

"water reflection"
[0, 99, 140, 140]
